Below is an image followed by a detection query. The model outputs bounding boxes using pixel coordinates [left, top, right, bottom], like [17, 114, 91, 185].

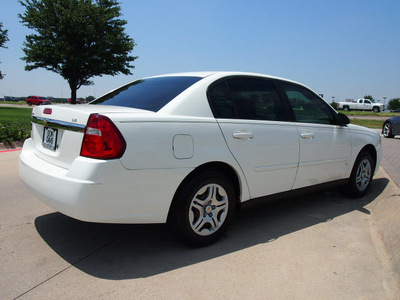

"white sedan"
[19, 72, 381, 246]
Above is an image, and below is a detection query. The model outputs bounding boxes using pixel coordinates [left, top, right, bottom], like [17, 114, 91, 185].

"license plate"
[43, 127, 58, 151]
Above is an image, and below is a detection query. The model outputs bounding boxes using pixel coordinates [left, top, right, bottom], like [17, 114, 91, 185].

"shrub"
[0, 122, 30, 144]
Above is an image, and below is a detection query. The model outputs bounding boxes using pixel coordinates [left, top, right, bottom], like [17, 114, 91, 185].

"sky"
[0, 0, 399, 104]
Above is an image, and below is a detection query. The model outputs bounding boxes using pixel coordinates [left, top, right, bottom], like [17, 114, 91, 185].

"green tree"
[364, 95, 375, 102]
[85, 95, 95, 103]
[330, 102, 338, 110]
[388, 98, 400, 111]
[19, 0, 137, 103]
[0, 22, 9, 80]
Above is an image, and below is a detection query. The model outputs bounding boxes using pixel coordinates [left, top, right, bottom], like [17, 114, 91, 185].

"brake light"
[80, 114, 126, 159]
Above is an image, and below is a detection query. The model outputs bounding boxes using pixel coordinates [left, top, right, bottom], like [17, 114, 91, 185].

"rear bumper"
[19, 139, 190, 223]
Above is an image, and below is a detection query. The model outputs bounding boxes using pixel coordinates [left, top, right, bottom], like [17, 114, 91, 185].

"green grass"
[341, 110, 396, 117]
[0, 107, 32, 126]
[349, 119, 384, 129]
[0, 101, 26, 105]
[0, 106, 32, 143]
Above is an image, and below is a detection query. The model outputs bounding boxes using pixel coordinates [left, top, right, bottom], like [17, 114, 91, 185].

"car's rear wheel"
[27, 102, 32, 106]
[343, 106, 349, 111]
[171, 171, 236, 246]
[347, 151, 374, 198]
[383, 122, 394, 138]
[373, 107, 380, 113]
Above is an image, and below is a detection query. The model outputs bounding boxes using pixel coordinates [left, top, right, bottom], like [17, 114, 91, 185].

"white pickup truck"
[337, 99, 384, 112]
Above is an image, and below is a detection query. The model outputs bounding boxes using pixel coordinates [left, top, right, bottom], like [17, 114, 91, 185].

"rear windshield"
[90, 76, 202, 112]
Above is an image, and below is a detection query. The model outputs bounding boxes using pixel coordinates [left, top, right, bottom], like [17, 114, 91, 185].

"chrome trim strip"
[298, 158, 348, 168]
[254, 163, 298, 173]
[32, 116, 85, 132]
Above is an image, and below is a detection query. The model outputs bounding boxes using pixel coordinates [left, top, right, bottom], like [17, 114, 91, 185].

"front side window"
[208, 77, 286, 121]
[90, 76, 202, 112]
[281, 82, 334, 125]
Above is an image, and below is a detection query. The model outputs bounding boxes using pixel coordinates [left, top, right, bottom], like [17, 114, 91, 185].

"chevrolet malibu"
[19, 72, 382, 246]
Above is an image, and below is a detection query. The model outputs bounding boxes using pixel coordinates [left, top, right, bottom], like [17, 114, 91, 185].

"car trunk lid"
[29, 104, 150, 169]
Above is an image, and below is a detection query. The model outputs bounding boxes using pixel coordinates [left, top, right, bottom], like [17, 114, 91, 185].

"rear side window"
[208, 77, 286, 121]
[90, 76, 202, 112]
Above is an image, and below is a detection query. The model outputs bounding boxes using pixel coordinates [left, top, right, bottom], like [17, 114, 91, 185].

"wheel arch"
[372, 106, 380, 112]
[167, 161, 242, 223]
[358, 144, 378, 173]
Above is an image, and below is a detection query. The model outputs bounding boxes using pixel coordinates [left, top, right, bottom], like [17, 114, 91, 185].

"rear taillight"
[80, 114, 126, 159]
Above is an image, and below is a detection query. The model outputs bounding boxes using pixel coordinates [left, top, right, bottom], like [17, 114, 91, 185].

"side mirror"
[335, 113, 350, 126]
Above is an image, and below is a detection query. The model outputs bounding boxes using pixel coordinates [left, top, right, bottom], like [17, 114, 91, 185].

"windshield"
[90, 76, 202, 112]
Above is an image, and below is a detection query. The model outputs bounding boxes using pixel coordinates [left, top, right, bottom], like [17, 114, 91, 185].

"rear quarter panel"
[111, 114, 251, 201]
[115, 116, 240, 170]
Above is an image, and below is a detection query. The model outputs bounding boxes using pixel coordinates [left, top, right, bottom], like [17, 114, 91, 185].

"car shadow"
[34, 177, 389, 280]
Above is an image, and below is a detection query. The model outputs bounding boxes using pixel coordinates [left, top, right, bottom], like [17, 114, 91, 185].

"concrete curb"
[0, 141, 23, 151]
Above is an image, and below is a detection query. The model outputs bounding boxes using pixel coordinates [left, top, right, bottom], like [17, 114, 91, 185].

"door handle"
[233, 131, 253, 139]
[301, 131, 314, 139]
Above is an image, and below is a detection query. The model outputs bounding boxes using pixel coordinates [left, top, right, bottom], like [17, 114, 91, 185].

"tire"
[383, 122, 394, 138]
[343, 106, 349, 111]
[170, 171, 236, 246]
[373, 107, 380, 113]
[347, 151, 374, 198]
[27, 102, 32, 106]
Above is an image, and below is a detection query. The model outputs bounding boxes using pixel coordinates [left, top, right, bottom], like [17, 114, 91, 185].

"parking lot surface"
[381, 135, 400, 188]
[1, 141, 400, 299]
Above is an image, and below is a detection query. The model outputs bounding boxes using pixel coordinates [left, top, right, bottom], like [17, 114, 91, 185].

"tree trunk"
[69, 82, 77, 104]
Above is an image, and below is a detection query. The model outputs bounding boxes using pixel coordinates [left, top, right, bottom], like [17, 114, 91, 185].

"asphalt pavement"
[0, 135, 399, 299]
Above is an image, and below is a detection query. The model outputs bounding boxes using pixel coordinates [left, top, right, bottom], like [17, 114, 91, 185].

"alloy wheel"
[383, 123, 392, 138]
[355, 159, 372, 192]
[188, 183, 229, 236]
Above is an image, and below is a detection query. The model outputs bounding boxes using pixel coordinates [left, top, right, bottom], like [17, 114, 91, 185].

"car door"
[208, 77, 299, 199]
[363, 99, 372, 110]
[279, 81, 352, 189]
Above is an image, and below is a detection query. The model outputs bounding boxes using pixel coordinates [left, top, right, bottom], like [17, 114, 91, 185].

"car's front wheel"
[170, 171, 236, 246]
[347, 151, 374, 198]
[383, 122, 394, 138]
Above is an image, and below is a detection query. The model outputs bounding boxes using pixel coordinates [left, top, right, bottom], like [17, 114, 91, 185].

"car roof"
[143, 71, 306, 89]
[145, 71, 297, 82]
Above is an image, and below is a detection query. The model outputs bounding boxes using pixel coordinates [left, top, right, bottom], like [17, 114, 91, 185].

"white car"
[19, 72, 382, 246]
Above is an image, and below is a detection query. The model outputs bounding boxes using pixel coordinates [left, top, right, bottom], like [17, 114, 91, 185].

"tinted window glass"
[281, 82, 334, 124]
[208, 82, 236, 118]
[90, 76, 202, 112]
[208, 78, 285, 121]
